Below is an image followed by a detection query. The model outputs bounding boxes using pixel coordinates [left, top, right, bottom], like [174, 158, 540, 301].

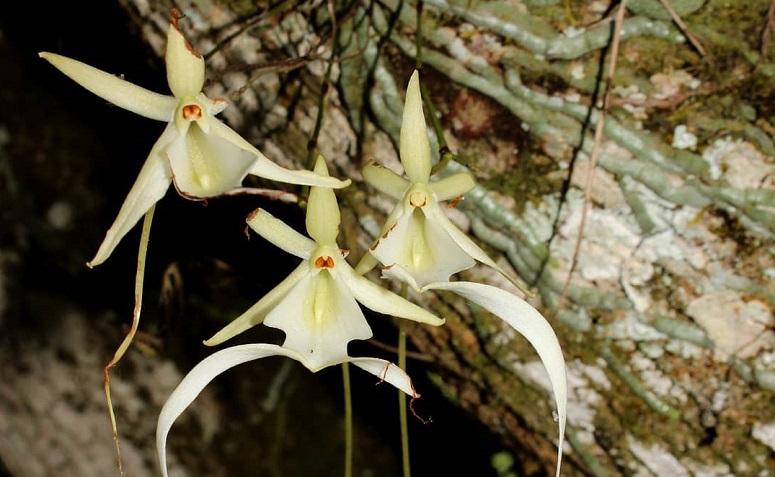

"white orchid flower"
[355, 70, 525, 292]
[204, 156, 444, 369]
[40, 14, 348, 267]
[359, 71, 566, 476]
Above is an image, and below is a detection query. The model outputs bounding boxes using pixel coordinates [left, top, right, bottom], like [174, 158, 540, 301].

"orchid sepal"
[400, 71, 432, 183]
[38, 52, 178, 122]
[306, 155, 342, 245]
[430, 172, 476, 201]
[361, 161, 410, 200]
[165, 21, 205, 98]
[246, 208, 316, 260]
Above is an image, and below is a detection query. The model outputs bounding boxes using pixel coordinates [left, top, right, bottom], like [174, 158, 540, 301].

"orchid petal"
[201, 93, 228, 116]
[430, 172, 476, 202]
[354, 252, 380, 276]
[39, 52, 177, 122]
[337, 265, 444, 326]
[425, 204, 530, 294]
[264, 269, 373, 370]
[400, 70, 432, 183]
[306, 157, 341, 246]
[157, 344, 312, 477]
[167, 121, 257, 198]
[205, 119, 350, 189]
[88, 124, 176, 267]
[354, 203, 407, 275]
[203, 263, 310, 346]
[247, 208, 315, 259]
[380, 264, 422, 291]
[165, 23, 205, 98]
[250, 155, 352, 188]
[373, 197, 407, 241]
[350, 358, 417, 397]
[362, 161, 411, 200]
[218, 187, 298, 203]
[425, 281, 566, 477]
[370, 205, 475, 288]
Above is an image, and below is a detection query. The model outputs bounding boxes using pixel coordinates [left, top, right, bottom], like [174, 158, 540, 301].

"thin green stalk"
[342, 362, 353, 477]
[398, 283, 410, 477]
[104, 203, 155, 477]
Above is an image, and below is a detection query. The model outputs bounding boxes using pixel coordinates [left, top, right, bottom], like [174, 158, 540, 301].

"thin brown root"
[762, 0, 775, 56]
[103, 205, 155, 477]
[408, 396, 432, 424]
[557, 2, 627, 312]
[657, 0, 706, 56]
[104, 366, 124, 477]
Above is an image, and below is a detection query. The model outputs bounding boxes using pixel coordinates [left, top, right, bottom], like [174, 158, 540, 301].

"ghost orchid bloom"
[156, 157, 443, 477]
[358, 71, 566, 476]
[355, 71, 524, 292]
[203, 156, 443, 369]
[40, 13, 348, 267]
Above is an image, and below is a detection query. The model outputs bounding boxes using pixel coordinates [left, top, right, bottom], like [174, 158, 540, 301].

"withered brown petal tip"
[246, 208, 262, 223]
[170, 8, 184, 27]
[169, 9, 202, 59]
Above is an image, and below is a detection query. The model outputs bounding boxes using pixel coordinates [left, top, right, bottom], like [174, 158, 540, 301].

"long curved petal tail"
[157, 345, 306, 477]
[423, 281, 567, 477]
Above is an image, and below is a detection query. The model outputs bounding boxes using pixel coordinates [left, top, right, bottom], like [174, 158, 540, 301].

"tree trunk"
[2, 1, 773, 476]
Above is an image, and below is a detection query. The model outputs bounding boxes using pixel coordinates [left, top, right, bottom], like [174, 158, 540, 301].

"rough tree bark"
[2, 0, 773, 476]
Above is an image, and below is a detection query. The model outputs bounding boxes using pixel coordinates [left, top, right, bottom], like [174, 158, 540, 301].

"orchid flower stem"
[342, 362, 353, 477]
[398, 320, 411, 477]
[104, 203, 155, 477]
[397, 283, 411, 477]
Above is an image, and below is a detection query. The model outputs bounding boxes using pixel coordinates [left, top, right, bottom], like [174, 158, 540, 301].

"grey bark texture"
[2, 0, 774, 476]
